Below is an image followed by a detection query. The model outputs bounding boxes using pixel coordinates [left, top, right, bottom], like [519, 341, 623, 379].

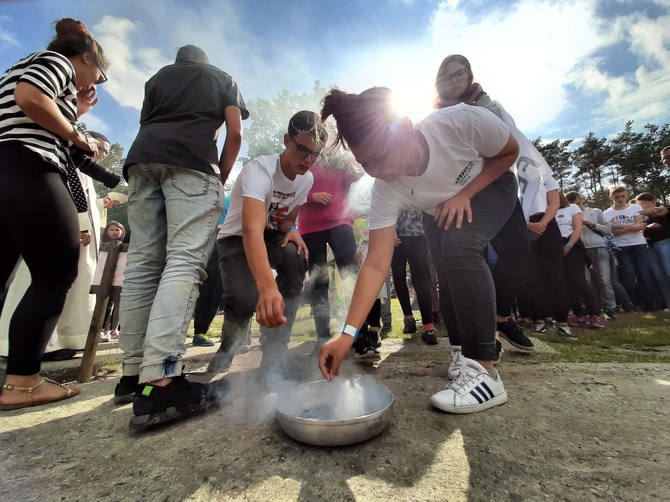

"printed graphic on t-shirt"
[455, 161, 474, 185]
[609, 214, 637, 226]
[267, 189, 296, 229]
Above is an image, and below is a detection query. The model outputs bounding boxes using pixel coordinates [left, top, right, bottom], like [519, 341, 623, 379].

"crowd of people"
[1, 19, 668, 432]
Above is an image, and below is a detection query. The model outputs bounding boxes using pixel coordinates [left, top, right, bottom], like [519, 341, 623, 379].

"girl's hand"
[76, 86, 98, 118]
[281, 228, 309, 259]
[312, 192, 333, 206]
[434, 193, 472, 230]
[71, 130, 98, 155]
[319, 335, 354, 381]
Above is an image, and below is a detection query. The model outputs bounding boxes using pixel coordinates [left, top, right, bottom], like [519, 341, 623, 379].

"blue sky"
[2, 0, 670, 177]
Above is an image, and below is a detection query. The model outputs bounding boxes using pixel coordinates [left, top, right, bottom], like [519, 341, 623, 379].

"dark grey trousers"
[217, 231, 307, 352]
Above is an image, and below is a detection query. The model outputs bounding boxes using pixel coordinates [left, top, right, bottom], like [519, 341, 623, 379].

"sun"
[389, 78, 435, 122]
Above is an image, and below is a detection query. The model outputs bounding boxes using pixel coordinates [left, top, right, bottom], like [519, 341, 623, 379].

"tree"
[571, 132, 612, 208]
[96, 141, 128, 230]
[531, 137, 574, 191]
[243, 81, 330, 161]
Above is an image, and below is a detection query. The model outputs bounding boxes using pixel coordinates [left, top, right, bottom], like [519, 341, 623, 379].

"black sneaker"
[192, 334, 215, 347]
[497, 320, 534, 351]
[353, 333, 379, 359]
[603, 309, 617, 321]
[368, 330, 382, 349]
[403, 317, 417, 334]
[557, 325, 578, 339]
[114, 375, 139, 405]
[420, 329, 438, 345]
[129, 375, 220, 432]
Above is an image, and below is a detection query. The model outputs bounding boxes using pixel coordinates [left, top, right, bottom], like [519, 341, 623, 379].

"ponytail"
[47, 18, 109, 73]
[321, 87, 395, 150]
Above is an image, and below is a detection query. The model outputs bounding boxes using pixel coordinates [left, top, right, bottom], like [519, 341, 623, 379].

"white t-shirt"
[555, 204, 581, 238]
[218, 154, 313, 238]
[603, 204, 647, 247]
[369, 104, 510, 230]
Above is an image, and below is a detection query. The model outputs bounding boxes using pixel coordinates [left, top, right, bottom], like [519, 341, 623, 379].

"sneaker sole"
[129, 400, 219, 432]
[431, 391, 509, 414]
[498, 333, 534, 352]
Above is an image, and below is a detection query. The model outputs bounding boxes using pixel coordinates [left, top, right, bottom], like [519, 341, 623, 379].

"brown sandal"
[0, 377, 80, 411]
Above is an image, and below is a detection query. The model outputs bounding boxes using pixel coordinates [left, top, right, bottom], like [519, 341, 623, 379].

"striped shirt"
[0, 50, 78, 172]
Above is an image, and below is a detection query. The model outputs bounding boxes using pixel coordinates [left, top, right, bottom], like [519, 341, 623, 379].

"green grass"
[186, 300, 670, 365]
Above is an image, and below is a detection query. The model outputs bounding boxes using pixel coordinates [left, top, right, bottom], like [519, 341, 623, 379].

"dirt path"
[1, 340, 668, 501]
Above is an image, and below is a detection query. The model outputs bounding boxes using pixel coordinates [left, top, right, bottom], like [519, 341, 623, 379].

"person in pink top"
[299, 150, 364, 353]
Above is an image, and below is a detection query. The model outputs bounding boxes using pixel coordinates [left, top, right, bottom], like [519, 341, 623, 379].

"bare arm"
[241, 197, 285, 327]
[528, 189, 559, 237]
[564, 213, 583, 254]
[218, 106, 243, 185]
[612, 214, 646, 235]
[319, 225, 397, 380]
[540, 190, 560, 225]
[14, 82, 93, 152]
[278, 205, 309, 258]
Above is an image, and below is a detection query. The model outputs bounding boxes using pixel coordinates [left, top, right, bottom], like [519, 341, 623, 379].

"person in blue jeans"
[636, 192, 670, 310]
[604, 186, 656, 312]
[116, 45, 249, 431]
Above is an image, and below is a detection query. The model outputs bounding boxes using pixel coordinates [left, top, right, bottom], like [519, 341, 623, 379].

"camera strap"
[64, 153, 89, 213]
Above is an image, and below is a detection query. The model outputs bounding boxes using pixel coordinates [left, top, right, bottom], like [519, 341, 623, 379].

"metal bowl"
[275, 378, 394, 446]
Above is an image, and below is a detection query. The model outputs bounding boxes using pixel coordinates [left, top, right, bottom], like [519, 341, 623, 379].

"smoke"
[275, 375, 392, 421]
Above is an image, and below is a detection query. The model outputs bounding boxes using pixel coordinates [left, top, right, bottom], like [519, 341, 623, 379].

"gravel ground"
[1, 338, 669, 501]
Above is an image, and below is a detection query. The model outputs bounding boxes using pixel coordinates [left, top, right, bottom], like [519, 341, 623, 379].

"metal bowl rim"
[274, 380, 395, 426]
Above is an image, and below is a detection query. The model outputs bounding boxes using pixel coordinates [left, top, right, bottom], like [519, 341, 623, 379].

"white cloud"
[79, 112, 108, 135]
[93, 16, 169, 110]
[0, 15, 19, 49]
[428, 0, 603, 134]
[568, 9, 670, 130]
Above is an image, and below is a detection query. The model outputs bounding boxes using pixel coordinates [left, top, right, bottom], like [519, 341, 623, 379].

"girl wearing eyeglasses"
[318, 87, 519, 414]
[0, 19, 109, 410]
[435, 55, 570, 338]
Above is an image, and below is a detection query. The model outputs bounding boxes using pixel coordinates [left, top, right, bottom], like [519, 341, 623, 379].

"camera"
[69, 147, 121, 189]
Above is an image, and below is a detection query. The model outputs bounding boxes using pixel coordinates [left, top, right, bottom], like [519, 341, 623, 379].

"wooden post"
[78, 240, 122, 383]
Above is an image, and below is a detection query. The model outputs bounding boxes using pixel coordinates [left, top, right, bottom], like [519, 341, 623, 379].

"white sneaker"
[448, 348, 462, 380]
[431, 357, 508, 414]
[99, 331, 112, 343]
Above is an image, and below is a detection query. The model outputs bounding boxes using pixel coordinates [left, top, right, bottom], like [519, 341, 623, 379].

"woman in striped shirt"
[0, 18, 109, 410]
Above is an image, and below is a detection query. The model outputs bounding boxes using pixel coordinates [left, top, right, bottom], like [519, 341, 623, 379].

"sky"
[1, 0, 669, 178]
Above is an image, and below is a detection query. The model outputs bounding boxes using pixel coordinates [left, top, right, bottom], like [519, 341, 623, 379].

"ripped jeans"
[120, 163, 223, 383]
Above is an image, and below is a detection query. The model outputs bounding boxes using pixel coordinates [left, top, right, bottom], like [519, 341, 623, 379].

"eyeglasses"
[289, 136, 322, 162]
[440, 68, 470, 85]
[95, 61, 108, 84]
[662, 154, 670, 161]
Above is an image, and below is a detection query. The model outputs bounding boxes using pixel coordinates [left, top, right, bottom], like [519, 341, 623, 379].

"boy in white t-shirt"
[603, 186, 656, 311]
[207, 111, 329, 381]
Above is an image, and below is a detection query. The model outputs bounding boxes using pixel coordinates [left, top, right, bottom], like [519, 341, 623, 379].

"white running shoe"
[448, 347, 462, 380]
[432, 357, 508, 414]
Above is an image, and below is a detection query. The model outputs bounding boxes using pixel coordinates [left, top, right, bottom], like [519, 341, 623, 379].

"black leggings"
[517, 216, 569, 322]
[0, 143, 80, 375]
[390, 235, 433, 324]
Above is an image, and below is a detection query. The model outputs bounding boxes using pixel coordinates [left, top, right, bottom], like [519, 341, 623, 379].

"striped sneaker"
[431, 357, 508, 414]
[448, 347, 462, 380]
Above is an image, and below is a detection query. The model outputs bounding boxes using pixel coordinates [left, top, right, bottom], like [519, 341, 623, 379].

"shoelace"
[445, 367, 479, 393]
